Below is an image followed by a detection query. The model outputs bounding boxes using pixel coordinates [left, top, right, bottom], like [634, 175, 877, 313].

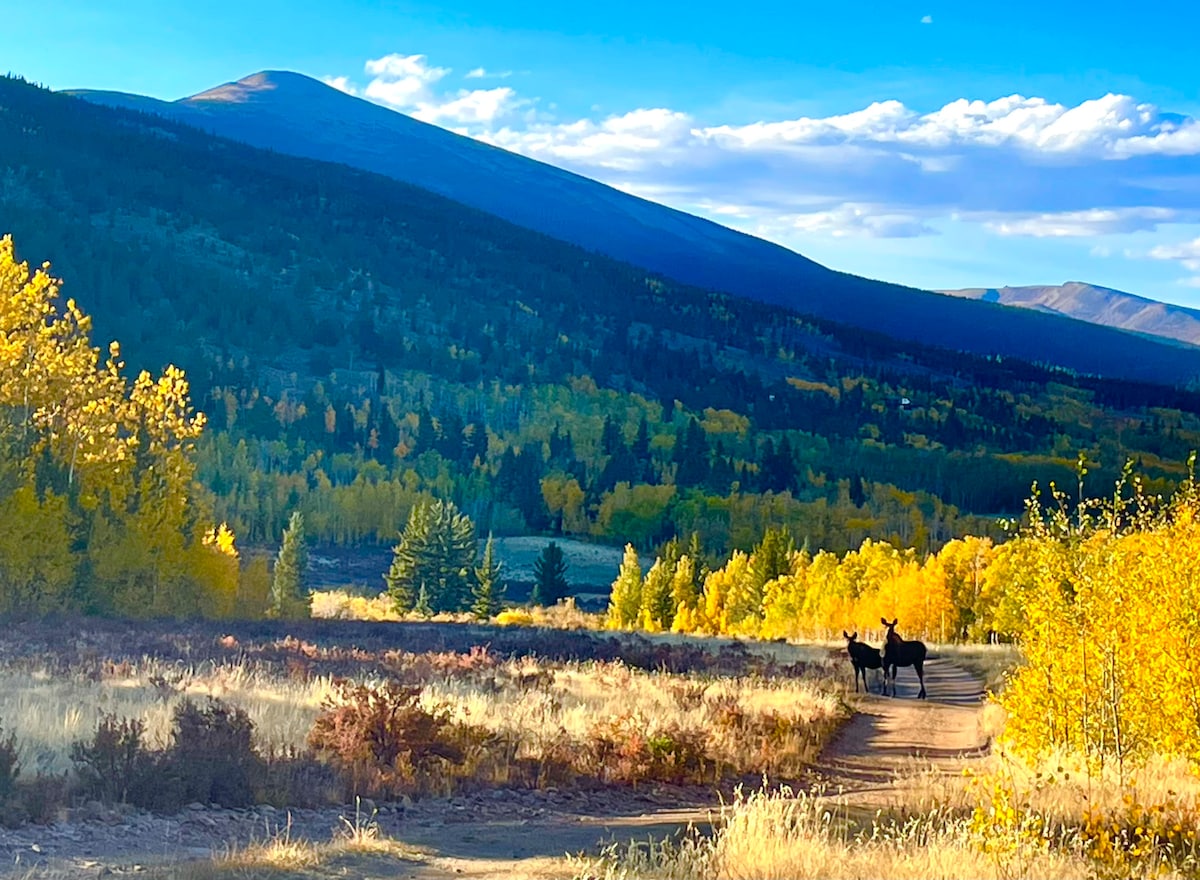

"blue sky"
[11, 1, 1200, 304]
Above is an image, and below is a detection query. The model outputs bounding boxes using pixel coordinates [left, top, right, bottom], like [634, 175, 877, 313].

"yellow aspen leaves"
[0, 234, 237, 617]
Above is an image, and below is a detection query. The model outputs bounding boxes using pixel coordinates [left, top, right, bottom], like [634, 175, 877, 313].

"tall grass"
[573, 785, 1182, 880]
[0, 647, 846, 782]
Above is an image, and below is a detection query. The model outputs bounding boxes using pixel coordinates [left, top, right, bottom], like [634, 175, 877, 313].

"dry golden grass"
[141, 822, 422, 880]
[311, 589, 606, 631]
[0, 662, 337, 775]
[573, 785, 1189, 880]
[0, 635, 846, 783]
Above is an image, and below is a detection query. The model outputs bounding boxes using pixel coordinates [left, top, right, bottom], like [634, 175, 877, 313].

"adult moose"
[881, 617, 927, 699]
[843, 631, 883, 694]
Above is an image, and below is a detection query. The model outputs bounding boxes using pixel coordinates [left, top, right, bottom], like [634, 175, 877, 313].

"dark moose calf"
[881, 617, 927, 699]
[843, 631, 884, 694]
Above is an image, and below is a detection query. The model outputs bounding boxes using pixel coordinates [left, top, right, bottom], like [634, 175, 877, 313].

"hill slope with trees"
[3, 74, 1200, 562]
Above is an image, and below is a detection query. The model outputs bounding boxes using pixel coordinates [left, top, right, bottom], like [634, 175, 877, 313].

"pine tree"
[601, 415, 623, 456]
[471, 533, 505, 620]
[607, 544, 643, 628]
[532, 541, 570, 606]
[271, 511, 309, 619]
[675, 417, 710, 487]
[745, 526, 795, 620]
[385, 498, 477, 613]
[414, 583, 433, 617]
[686, 531, 710, 584]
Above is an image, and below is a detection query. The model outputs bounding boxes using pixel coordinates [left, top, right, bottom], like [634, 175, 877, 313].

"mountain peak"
[939, 281, 1200, 347]
[185, 70, 333, 105]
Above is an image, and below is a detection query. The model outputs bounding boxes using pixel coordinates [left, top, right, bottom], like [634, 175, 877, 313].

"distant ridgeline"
[2, 73, 1199, 561]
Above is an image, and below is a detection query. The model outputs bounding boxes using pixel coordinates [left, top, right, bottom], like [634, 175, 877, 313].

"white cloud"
[985, 208, 1181, 238]
[350, 54, 522, 126]
[783, 205, 936, 238]
[465, 67, 513, 80]
[321, 75, 358, 96]
[1148, 238, 1200, 272]
[414, 87, 518, 125]
[330, 51, 1200, 244]
[921, 14, 933, 24]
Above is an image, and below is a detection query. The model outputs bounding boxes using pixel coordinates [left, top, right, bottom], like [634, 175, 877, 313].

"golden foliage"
[0, 235, 234, 617]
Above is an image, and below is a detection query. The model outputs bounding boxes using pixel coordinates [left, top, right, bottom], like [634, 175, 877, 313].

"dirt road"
[812, 657, 989, 818]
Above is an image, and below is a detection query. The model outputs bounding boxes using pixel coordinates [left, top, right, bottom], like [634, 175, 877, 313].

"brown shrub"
[165, 699, 263, 808]
[308, 681, 472, 799]
[583, 712, 714, 785]
[70, 714, 154, 805]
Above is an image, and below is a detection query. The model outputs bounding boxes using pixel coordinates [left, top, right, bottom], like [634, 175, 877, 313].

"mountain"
[8, 72, 1200, 552]
[940, 282, 1200, 348]
[70, 71, 1200, 385]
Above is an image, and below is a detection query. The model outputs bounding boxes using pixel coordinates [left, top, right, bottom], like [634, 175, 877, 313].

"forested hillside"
[77, 71, 1200, 383]
[3, 74, 1200, 557]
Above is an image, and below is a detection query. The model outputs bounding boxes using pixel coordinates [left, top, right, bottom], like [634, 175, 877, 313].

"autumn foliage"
[0, 235, 243, 616]
[996, 457, 1200, 773]
[609, 530, 992, 643]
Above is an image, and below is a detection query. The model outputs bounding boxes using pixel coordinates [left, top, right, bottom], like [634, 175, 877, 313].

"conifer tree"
[271, 511, 309, 619]
[471, 533, 505, 620]
[414, 583, 433, 618]
[532, 541, 569, 606]
[601, 415, 623, 457]
[385, 498, 477, 613]
[744, 526, 795, 621]
[607, 544, 643, 628]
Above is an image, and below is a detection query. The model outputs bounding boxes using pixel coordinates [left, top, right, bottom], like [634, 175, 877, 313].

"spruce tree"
[606, 544, 643, 628]
[471, 533, 505, 620]
[385, 498, 477, 613]
[414, 583, 433, 618]
[271, 511, 308, 619]
[747, 527, 795, 617]
[532, 541, 570, 606]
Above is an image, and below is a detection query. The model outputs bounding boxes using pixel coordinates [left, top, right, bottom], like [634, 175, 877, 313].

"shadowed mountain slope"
[71, 71, 1200, 385]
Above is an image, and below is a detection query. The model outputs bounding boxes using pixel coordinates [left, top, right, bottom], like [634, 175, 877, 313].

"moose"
[880, 617, 927, 699]
[843, 631, 884, 694]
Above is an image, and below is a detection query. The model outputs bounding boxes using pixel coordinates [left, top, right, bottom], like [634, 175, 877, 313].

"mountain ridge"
[69, 70, 1200, 385]
[940, 282, 1200, 348]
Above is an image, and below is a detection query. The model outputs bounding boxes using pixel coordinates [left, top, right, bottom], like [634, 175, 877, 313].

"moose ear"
[843, 630, 850, 639]
[851, 631, 857, 640]
[890, 618, 898, 626]
[880, 617, 889, 626]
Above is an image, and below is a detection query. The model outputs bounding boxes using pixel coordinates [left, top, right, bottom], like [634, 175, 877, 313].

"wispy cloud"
[465, 67, 513, 80]
[329, 52, 1200, 281]
[1149, 237, 1200, 272]
[921, 14, 933, 24]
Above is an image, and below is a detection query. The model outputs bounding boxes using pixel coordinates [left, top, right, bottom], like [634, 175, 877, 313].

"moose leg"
[914, 660, 926, 699]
